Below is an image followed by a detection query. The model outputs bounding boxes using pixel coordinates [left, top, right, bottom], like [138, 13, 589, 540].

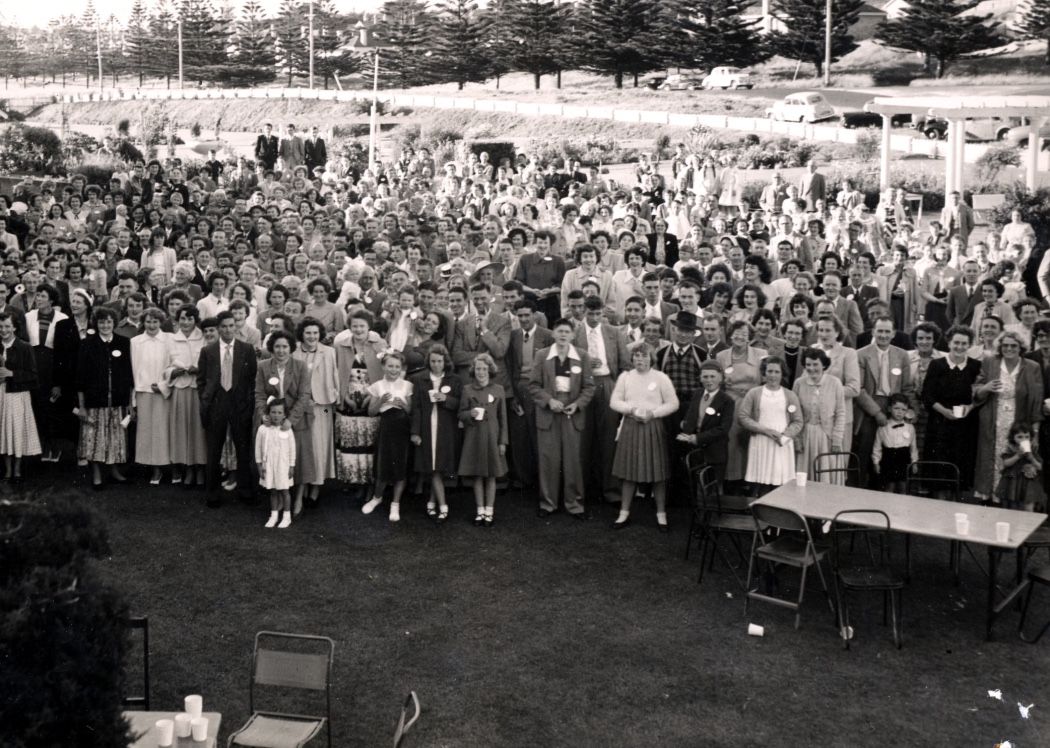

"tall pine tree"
[235, 0, 277, 81]
[310, 0, 359, 89]
[150, 0, 181, 87]
[504, 0, 562, 89]
[479, 0, 516, 88]
[1015, 0, 1050, 65]
[431, 0, 490, 89]
[178, 0, 233, 82]
[578, 0, 658, 88]
[769, 0, 863, 79]
[273, 0, 307, 86]
[374, 0, 435, 88]
[124, 0, 152, 86]
[654, 0, 769, 71]
[875, 0, 1003, 78]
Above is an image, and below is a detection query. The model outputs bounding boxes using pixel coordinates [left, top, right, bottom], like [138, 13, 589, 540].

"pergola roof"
[866, 95, 1050, 119]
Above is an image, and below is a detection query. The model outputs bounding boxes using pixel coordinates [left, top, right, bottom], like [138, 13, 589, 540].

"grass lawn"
[27, 462, 1050, 747]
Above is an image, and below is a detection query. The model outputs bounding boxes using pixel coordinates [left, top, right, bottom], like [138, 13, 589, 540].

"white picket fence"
[59, 86, 997, 163]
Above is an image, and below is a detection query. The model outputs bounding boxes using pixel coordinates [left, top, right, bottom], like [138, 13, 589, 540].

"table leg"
[987, 547, 999, 641]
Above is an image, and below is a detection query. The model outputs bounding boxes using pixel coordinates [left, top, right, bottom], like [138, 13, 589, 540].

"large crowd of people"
[0, 122, 1046, 533]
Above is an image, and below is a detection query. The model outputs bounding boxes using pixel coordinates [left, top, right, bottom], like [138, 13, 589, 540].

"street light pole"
[95, 22, 103, 93]
[824, 0, 832, 87]
[177, 20, 184, 89]
[308, 0, 315, 90]
[369, 51, 380, 173]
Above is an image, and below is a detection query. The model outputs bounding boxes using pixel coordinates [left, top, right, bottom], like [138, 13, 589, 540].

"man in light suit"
[451, 283, 512, 388]
[279, 124, 305, 173]
[940, 191, 975, 247]
[574, 296, 630, 505]
[945, 260, 982, 327]
[853, 316, 916, 488]
[506, 301, 554, 489]
[798, 159, 826, 211]
[822, 271, 863, 348]
[528, 318, 596, 519]
[197, 311, 258, 506]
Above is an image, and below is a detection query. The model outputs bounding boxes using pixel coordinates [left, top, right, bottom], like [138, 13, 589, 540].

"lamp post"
[95, 22, 103, 93]
[177, 20, 184, 89]
[823, 0, 832, 87]
[354, 21, 391, 174]
[308, 0, 315, 90]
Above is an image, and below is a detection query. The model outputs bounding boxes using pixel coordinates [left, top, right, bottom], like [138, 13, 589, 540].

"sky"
[1, 0, 384, 28]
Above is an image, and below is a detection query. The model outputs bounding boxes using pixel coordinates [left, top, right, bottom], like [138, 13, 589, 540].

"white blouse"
[131, 331, 172, 393]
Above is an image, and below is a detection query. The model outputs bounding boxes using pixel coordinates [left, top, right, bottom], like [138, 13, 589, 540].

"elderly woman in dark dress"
[409, 343, 461, 522]
[922, 325, 982, 490]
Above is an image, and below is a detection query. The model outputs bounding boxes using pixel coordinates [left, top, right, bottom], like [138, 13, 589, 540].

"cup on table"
[190, 717, 209, 742]
[955, 512, 969, 535]
[155, 719, 174, 747]
[184, 694, 203, 719]
[747, 623, 764, 637]
[795, 471, 808, 487]
[952, 405, 966, 419]
[174, 713, 192, 738]
[996, 521, 1010, 543]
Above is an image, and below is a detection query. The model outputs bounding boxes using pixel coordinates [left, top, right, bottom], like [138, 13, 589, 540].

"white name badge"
[891, 367, 902, 376]
[555, 375, 571, 393]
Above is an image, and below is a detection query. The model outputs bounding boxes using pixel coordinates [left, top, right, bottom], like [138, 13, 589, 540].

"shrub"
[975, 145, 1021, 187]
[73, 157, 123, 187]
[0, 124, 64, 175]
[190, 121, 202, 138]
[348, 98, 387, 117]
[116, 118, 131, 137]
[332, 123, 372, 139]
[852, 130, 880, 162]
[115, 139, 144, 163]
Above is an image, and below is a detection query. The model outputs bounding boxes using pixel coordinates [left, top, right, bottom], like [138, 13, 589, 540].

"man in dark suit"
[506, 300, 553, 489]
[574, 296, 630, 505]
[646, 216, 679, 267]
[451, 284, 512, 388]
[945, 260, 982, 327]
[855, 299, 913, 350]
[940, 191, 975, 247]
[697, 316, 729, 359]
[305, 126, 328, 177]
[680, 361, 736, 484]
[528, 318, 596, 519]
[254, 123, 279, 171]
[197, 311, 258, 506]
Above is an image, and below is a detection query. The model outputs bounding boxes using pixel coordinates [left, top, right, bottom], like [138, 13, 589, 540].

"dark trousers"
[581, 375, 620, 503]
[509, 399, 538, 488]
[854, 404, 885, 489]
[203, 390, 253, 499]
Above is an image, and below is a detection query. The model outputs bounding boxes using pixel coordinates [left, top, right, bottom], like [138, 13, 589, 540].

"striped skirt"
[0, 389, 41, 458]
[169, 387, 207, 465]
[78, 406, 128, 465]
[134, 392, 171, 466]
[612, 417, 668, 484]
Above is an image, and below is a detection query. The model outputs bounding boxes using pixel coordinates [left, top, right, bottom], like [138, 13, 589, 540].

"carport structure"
[866, 95, 1050, 197]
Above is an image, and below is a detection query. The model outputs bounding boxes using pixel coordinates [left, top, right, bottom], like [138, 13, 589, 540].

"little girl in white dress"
[256, 399, 297, 529]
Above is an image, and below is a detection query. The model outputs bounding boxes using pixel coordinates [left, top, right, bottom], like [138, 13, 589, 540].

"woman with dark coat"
[52, 288, 94, 455]
[922, 325, 982, 491]
[77, 306, 134, 489]
[409, 343, 461, 522]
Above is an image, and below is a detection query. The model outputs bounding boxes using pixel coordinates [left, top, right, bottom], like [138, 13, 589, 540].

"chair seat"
[230, 713, 326, 748]
[708, 514, 757, 533]
[1024, 527, 1050, 548]
[838, 564, 905, 590]
[1029, 565, 1050, 586]
[757, 535, 827, 565]
[720, 494, 753, 513]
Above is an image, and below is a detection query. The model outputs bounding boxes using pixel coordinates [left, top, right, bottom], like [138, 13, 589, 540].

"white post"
[824, 0, 832, 87]
[177, 21, 184, 89]
[954, 120, 966, 194]
[368, 51, 380, 173]
[944, 119, 956, 205]
[1027, 116, 1043, 191]
[95, 23, 103, 93]
[308, 0, 315, 90]
[879, 114, 891, 190]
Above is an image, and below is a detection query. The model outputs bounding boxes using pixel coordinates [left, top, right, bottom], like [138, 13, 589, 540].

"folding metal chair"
[830, 510, 905, 649]
[683, 448, 750, 561]
[687, 464, 757, 587]
[228, 631, 335, 748]
[745, 504, 836, 629]
[122, 616, 150, 710]
[812, 452, 860, 486]
[905, 460, 970, 579]
[392, 691, 421, 748]
[1019, 565, 1050, 643]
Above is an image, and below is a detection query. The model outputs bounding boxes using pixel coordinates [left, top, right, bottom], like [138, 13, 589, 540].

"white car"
[702, 66, 753, 90]
[766, 92, 836, 123]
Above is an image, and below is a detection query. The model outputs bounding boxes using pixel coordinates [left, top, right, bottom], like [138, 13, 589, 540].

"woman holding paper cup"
[293, 317, 339, 510]
[25, 283, 67, 463]
[738, 356, 804, 492]
[458, 353, 508, 527]
[0, 311, 41, 480]
[921, 325, 982, 490]
[130, 308, 173, 485]
[973, 330, 1043, 501]
[363, 350, 413, 521]
[409, 344, 461, 522]
[609, 341, 679, 531]
[793, 348, 847, 484]
[76, 306, 134, 489]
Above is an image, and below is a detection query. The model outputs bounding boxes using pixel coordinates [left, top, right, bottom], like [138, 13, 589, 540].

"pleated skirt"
[169, 387, 207, 465]
[0, 389, 41, 457]
[745, 434, 796, 486]
[78, 406, 127, 465]
[134, 392, 170, 466]
[612, 417, 668, 483]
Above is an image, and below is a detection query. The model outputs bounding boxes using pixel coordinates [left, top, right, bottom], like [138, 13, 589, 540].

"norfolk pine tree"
[875, 0, 1004, 78]
[770, 0, 862, 78]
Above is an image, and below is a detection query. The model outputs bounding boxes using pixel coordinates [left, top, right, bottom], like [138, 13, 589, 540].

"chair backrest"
[812, 452, 860, 485]
[393, 691, 421, 748]
[122, 616, 150, 711]
[905, 460, 960, 502]
[690, 464, 724, 514]
[829, 510, 893, 574]
[752, 503, 808, 534]
[684, 448, 706, 475]
[249, 631, 334, 721]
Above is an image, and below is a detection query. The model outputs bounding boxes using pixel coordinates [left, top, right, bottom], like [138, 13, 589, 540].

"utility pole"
[177, 20, 184, 89]
[824, 0, 832, 87]
[308, 0, 315, 89]
[95, 22, 104, 93]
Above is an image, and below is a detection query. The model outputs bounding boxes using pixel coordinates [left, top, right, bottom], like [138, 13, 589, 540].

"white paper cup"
[472, 407, 484, 420]
[174, 713, 192, 738]
[184, 694, 202, 719]
[952, 405, 966, 419]
[796, 471, 808, 487]
[747, 623, 764, 637]
[996, 521, 1010, 543]
[155, 719, 174, 747]
[190, 716, 209, 741]
[955, 513, 969, 535]
[428, 390, 438, 402]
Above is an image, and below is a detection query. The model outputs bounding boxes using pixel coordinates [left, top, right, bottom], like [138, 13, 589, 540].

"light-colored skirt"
[134, 392, 170, 466]
[612, 417, 668, 483]
[299, 403, 335, 485]
[78, 406, 127, 465]
[336, 413, 378, 485]
[169, 387, 206, 465]
[797, 424, 844, 485]
[0, 389, 41, 458]
[745, 433, 796, 486]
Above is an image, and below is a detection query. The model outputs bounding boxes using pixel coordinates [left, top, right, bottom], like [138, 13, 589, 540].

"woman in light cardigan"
[738, 356, 805, 493]
[166, 306, 207, 486]
[26, 283, 67, 463]
[130, 308, 173, 485]
[293, 317, 340, 512]
[609, 341, 680, 531]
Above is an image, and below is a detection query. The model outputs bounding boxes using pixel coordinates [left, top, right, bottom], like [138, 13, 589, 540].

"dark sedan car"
[841, 111, 912, 129]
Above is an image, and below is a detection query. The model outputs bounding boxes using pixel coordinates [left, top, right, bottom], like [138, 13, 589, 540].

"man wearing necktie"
[946, 260, 982, 327]
[574, 296, 629, 505]
[507, 301, 554, 489]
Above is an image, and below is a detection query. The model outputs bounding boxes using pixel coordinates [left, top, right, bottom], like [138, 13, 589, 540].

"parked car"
[644, 75, 667, 90]
[913, 115, 1021, 141]
[659, 74, 705, 91]
[765, 92, 836, 123]
[701, 66, 754, 90]
[841, 111, 912, 129]
[1003, 122, 1050, 149]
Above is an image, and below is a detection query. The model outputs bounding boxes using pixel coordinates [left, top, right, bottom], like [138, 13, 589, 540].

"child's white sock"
[277, 511, 292, 529]
[265, 511, 278, 528]
[483, 506, 493, 517]
[362, 496, 382, 515]
[389, 502, 400, 522]
[656, 511, 668, 525]
[616, 510, 630, 524]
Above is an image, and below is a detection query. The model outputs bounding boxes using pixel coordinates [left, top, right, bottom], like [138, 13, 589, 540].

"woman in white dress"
[130, 308, 172, 485]
[738, 356, 804, 492]
[294, 317, 340, 511]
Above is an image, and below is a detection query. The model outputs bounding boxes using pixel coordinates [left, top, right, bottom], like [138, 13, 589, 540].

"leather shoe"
[571, 511, 591, 521]
[613, 517, 631, 530]
[658, 522, 670, 534]
[536, 508, 554, 518]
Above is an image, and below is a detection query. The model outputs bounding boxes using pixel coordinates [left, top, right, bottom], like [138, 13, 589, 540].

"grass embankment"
[26, 458, 1049, 747]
